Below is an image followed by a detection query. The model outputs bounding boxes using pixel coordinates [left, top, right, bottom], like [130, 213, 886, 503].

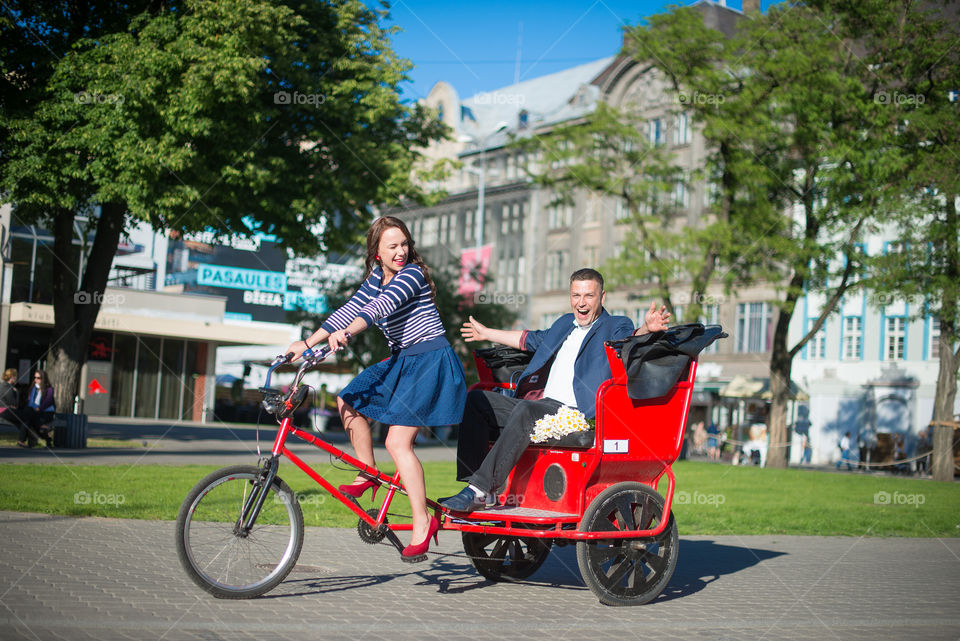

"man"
[441, 268, 669, 512]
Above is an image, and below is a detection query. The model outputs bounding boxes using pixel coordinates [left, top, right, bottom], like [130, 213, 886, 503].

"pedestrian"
[837, 431, 854, 471]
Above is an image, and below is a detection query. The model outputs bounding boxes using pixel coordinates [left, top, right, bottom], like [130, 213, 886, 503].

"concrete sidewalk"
[0, 511, 958, 641]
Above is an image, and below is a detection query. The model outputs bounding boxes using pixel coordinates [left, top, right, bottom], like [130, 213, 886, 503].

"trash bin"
[53, 413, 88, 449]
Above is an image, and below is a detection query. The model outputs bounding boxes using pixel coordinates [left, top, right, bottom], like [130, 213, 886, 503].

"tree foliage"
[0, 0, 448, 410]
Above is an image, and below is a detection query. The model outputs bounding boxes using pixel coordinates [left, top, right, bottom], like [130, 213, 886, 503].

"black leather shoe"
[440, 487, 494, 513]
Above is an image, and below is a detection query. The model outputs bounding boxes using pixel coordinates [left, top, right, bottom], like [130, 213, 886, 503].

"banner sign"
[197, 265, 286, 293]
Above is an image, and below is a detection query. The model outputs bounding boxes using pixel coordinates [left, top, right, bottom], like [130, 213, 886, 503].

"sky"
[384, 0, 773, 103]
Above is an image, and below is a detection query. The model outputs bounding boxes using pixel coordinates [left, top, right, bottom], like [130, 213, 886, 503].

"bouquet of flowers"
[531, 406, 592, 443]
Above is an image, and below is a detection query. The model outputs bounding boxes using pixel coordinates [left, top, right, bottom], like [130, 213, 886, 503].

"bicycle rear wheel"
[176, 465, 304, 598]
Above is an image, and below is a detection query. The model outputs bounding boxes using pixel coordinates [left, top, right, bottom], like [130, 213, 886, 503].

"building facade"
[388, 0, 955, 465]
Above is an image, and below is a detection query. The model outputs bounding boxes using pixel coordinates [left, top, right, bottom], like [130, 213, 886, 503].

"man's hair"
[570, 268, 604, 291]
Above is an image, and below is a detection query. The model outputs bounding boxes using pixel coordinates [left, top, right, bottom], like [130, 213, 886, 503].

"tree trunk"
[931, 310, 958, 482]
[932, 194, 959, 481]
[48, 203, 125, 413]
[766, 307, 795, 469]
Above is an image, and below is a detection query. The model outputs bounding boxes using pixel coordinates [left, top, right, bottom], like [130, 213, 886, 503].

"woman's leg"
[385, 424, 428, 546]
[337, 396, 377, 481]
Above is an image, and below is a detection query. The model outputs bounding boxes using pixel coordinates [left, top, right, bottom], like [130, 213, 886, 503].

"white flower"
[531, 406, 592, 443]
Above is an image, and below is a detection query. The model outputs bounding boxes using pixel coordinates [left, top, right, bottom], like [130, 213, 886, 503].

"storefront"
[4, 288, 294, 421]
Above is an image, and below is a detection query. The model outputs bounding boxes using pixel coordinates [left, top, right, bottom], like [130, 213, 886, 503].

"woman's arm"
[40, 387, 55, 413]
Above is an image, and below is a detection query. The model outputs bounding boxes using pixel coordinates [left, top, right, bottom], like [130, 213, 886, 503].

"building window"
[672, 180, 688, 208]
[647, 118, 665, 146]
[463, 209, 474, 243]
[736, 302, 771, 353]
[615, 198, 630, 221]
[673, 112, 690, 145]
[547, 203, 572, 229]
[700, 303, 720, 353]
[807, 327, 826, 360]
[886, 316, 906, 361]
[583, 246, 599, 268]
[545, 250, 568, 291]
[420, 216, 437, 247]
[843, 316, 862, 360]
[930, 318, 940, 360]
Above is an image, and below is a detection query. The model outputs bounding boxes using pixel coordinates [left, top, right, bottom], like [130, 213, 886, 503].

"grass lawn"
[0, 460, 956, 536]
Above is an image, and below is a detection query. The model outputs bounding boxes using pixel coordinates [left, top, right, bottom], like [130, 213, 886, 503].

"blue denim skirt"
[339, 336, 466, 427]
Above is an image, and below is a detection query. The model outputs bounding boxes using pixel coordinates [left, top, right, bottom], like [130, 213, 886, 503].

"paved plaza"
[1, 513, 959, 641]
[1, 419, 959, 640]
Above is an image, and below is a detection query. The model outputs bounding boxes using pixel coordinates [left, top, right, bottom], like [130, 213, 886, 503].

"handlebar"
[258, 333, 351, 416]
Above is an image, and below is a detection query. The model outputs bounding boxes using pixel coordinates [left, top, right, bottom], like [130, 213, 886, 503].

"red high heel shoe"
[401, 515, 440, 561]
[338, 477, 380, 502]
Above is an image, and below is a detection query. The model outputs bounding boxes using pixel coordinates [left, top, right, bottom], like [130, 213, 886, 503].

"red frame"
[265, 343, 697, 542]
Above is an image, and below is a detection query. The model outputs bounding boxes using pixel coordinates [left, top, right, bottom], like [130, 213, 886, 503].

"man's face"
[569, 278, 605, 326]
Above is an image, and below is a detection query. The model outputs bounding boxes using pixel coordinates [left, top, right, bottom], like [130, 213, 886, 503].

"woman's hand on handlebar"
[326, 330, 350, 353]
[284, 340, 310, 362]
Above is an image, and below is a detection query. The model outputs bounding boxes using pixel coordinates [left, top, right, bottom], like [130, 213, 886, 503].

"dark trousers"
[12, 407, 52, 444]
[457, 389, 563, 494]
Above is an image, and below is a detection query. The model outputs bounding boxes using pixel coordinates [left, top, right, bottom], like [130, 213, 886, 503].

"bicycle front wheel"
[176, 465, 304, 598]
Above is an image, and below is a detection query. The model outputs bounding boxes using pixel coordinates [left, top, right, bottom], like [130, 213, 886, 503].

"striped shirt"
[321, 264, 445, 350]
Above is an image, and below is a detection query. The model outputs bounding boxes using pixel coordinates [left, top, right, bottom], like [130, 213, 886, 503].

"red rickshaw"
[176, 324, 724, 606]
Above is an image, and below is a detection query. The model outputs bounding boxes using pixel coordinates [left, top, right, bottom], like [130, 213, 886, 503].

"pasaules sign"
[197, 265, 287, 293]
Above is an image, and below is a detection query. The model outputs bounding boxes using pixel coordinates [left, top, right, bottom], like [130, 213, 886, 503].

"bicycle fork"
[235, 456, 280, 536]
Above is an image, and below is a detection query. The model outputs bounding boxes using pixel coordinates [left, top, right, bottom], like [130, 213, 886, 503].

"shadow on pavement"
[655, 538, 787, 603]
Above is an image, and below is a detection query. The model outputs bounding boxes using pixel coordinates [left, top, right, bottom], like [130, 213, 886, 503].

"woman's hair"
[364, 216, 437, 301]
[33, 370, 50, 391]
[1, 368, 16, 383]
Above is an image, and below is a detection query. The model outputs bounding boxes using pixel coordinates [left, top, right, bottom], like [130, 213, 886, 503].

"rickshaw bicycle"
[175, 324, 725, 606]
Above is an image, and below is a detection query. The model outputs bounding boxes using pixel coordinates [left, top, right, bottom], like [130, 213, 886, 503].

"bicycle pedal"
[400, 553, 428, 563]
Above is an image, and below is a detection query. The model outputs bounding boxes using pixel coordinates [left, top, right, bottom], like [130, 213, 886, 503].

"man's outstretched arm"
[634, 301, 670, 336]
[461, 315, 524, 349]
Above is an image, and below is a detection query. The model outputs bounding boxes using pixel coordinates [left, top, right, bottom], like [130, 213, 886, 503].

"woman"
[0, 369, 18, 422]
[15, 370, 55, 448]
[286, 216, 466, 560]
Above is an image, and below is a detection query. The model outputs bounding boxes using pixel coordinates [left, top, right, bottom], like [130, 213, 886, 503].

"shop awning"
[719, 375, 809, 401]
[9, 301, 293, 346]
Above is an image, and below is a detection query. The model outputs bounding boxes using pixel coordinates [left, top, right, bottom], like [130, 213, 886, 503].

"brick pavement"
[0, 511, 958, 641]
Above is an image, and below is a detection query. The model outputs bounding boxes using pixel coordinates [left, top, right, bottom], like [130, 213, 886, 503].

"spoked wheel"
[176, 465, 304, 599]
[576, 482, 678, 606]
[462, 527, 553, 582]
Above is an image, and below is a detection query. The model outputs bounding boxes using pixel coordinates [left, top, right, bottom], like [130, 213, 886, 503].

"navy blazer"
[517, 309, 634, 418]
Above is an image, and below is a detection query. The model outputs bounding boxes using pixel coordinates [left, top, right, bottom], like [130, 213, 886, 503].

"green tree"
[1, 0, 446, 412]
[516, 102, 690, 316]
[626, 4, 901, 467]
[816, 0, 960, 480]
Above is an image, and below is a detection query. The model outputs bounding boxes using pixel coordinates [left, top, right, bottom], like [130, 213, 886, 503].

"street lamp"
[459, 121, 508, 250]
